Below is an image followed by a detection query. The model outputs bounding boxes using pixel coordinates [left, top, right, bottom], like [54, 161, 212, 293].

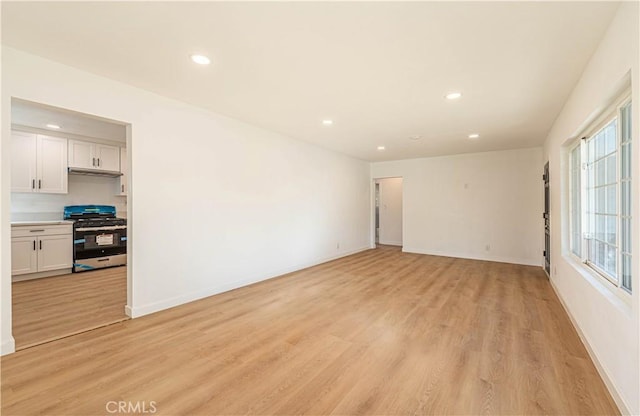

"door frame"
[370, 176, 404, 248]
[2, 97, 134, 355]
[543, 161, 550, 276]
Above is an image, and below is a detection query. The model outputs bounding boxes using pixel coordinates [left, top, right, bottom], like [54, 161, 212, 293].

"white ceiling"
[1, 2, 619, 161]
[11, 99, 127, 143]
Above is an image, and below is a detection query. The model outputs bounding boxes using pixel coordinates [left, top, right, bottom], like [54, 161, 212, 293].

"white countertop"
[11, 220, 74, 226]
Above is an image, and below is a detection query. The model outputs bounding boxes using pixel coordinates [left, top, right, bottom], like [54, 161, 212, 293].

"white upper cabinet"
[11, 131, 68, 194]
[96, 144, 120, 172]
[68, 139, 94, 169]
[11, 131, 37, 193]
[68, 139, 120, 172]
[37, 135, 68, 193]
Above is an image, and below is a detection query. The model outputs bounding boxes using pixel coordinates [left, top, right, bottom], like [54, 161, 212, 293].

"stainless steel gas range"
[64, 205, 127, 272]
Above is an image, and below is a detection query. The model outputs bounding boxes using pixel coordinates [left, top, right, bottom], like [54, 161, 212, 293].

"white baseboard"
[402, 246, 541, 267]
[378, 240, 402, 246]
[549, 279, 630, 415]
[127, 246, 372, 318]
[12, 268, 72, 282]
[1, 337, 16, 356]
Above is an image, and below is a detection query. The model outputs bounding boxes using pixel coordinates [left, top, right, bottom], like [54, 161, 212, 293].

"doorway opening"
[375, 182, 380, 244]
[9, 98, 132, 350]
[543, 162, 550, 276]
[373, 177, 403, 248]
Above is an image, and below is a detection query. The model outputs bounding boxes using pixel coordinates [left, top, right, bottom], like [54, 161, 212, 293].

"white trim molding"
[1, 337, 16, 356]
[402, 246, 542, 267]
[378, 240, 402, 247]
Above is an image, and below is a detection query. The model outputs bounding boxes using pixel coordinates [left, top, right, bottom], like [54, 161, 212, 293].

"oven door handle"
[75, 226, 127, 231]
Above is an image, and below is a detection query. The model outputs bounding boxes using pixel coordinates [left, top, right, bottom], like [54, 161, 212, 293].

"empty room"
[0, 1, 638, 415]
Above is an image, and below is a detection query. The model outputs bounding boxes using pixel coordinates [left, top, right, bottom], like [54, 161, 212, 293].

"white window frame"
[567, 92, 632, 294]
[569, 143, 582, 258]
[619, 101, 633, 292]
[584, 115, 619, 284]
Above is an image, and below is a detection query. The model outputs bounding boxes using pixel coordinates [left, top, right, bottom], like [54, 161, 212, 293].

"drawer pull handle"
[29, 230, 45, 233]
[39, 240, 42, 250]
[33, 240, 36, 251]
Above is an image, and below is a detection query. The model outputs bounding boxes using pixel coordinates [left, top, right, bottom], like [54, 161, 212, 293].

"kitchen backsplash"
[11, 174, 126, 221]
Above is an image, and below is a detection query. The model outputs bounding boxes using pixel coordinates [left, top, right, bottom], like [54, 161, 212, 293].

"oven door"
[74, 225, 127, 260]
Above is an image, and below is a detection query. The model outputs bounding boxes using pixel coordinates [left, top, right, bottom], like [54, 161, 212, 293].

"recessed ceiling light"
[190, 54, 211, 65]
[468, 133, 480, 139]
[377, 146, 386, 151]
[46, 124, 61, 129]
[445, 92, 462, 100]
[322, 119, 333, 126]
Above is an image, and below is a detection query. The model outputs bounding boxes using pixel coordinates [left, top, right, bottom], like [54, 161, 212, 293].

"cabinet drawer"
[12, 224, 73, 238]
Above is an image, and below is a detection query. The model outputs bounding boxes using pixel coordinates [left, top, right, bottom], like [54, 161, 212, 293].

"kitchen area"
[10, 99, 130, 349]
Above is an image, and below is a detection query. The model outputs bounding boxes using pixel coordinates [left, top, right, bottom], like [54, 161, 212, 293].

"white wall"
[0, 30, 13, 355]
[371, 147, 543, 266]
[542, 2, 639, 414]
[377, 177, 403, 246]
[11, 174, 126, 221]
[0, 47, 371, 354]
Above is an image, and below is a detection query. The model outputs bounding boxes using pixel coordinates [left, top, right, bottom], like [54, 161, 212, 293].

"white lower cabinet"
[11, 224, 73, 277]
[37, 235, 74, 272]
[11, 237, 38, 275]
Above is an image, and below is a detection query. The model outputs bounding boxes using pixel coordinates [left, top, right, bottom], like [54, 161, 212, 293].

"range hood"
[68, 167, 123, 178]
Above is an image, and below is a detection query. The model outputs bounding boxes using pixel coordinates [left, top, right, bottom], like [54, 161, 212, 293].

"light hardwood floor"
[1, 247, 618, 415]
[12, 266, 128, 350]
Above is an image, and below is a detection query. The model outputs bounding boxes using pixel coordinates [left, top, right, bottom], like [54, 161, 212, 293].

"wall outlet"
[485, 244, 490, 251]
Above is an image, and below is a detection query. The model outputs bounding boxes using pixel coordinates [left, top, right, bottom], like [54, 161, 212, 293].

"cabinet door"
[68, 140, 94, 169]
[37, 135, 68, 194]
[118, 147, 127, 195]
[11, 237, 38, 275]
[96, 144, 120, 172]
[37, 234, 73, 272]
[11, 131, 37, 193]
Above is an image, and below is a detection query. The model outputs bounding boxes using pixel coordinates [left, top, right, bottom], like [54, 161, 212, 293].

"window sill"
[562, 252, 632, 315]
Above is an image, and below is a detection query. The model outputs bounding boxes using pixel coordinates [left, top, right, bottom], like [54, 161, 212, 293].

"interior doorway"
[9, 98, 131, 350]
[374, 177, 403, 247]
[543, 161, 550, 276]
